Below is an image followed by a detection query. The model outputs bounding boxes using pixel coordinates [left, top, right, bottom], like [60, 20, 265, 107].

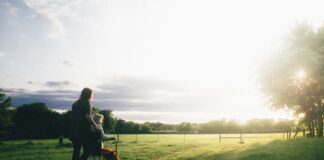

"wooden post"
[240, 129, 244, 143]
[115, 140, 118, 157]
[219, 133, 221, 143]
[117, 134, 120, 142]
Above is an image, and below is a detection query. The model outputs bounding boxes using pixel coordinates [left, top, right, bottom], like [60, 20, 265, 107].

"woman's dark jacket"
[69, 99, 92, 140]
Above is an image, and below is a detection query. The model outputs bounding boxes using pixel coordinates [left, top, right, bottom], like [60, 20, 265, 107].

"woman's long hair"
[79, 87, 93, 101]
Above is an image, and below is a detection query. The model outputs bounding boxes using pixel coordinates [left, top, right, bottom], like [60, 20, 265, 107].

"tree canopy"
[259, 22, 324, 137]
[0, 91, 13, 139]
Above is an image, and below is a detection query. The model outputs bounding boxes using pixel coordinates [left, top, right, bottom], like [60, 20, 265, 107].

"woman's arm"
[99, 126, 116, 141]
[85, 113, 100, 130]
[84, 101, 100, 130]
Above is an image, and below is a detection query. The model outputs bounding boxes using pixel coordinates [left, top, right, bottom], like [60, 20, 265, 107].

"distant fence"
[111, 129, 306, 144]
[219, 128, 307, 143]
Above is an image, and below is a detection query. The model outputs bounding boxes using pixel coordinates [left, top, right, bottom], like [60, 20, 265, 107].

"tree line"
[0, 92, 294, 141]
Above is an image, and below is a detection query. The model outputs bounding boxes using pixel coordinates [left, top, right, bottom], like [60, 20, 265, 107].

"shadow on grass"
[181, 138, 324, 160]
[56, 142, 72, 148]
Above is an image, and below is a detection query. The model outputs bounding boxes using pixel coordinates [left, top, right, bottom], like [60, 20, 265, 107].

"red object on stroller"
[90, 131, 119, 160]
[102, 147, 119, 160]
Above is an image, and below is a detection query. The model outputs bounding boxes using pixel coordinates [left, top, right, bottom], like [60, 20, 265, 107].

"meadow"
[1, 134, 324, 160]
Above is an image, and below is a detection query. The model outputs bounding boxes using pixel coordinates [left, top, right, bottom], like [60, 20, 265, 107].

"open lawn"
[1, 134, 324, 160]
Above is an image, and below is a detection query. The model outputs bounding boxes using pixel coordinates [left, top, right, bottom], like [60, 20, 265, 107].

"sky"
[1, 0, 324, 123]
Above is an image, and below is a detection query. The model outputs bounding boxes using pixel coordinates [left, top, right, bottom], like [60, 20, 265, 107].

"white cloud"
[62, 60, 74, 66]
[24, 0, 68, 40]
[0, 51, 6, 58]
[22, 0, 106, 40]
[0, 2, 17, 16]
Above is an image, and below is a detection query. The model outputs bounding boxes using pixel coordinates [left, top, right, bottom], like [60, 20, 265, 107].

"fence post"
[240, 129, 244, 143]
[219, 133, 221, 143]
[117, 134, 120, 142]
[115, 139, 118, 157]
[136, 134, 138, 143]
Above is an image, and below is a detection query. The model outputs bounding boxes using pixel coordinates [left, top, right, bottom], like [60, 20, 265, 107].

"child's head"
[93, 113, 104, 125]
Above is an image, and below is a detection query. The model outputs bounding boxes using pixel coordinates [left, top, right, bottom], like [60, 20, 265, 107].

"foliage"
[60, 110, 71, 137]
[178, 122, 193, 133]
[0, 99, 295, 139]
[0, 91, 13, 140]
[259, 22, 324, 137]
[99, 110, 115, 133]
[12, 103, 60, 139]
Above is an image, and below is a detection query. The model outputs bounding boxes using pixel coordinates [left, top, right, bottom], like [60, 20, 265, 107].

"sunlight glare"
[296, 70, 306, 80]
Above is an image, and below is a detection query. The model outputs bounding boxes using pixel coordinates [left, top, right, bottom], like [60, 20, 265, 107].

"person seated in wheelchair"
[90, 113, 116, 159]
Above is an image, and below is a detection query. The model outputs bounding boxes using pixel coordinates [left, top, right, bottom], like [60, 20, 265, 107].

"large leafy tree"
[99, 110, 115, 133]
[259, 23, 324, 137]
[13, 102, 61, 141]
[0, 91, 13, 140]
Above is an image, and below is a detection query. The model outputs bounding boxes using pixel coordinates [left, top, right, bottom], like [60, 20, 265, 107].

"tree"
[61, 110, 72, 137]
[132, 123, 141, 133]
[0, 91, 13, 140]
[99, 110, 115, 133]
[115, 119, 127, 134]
[140, 124, 151, 133]
[258, 22, 324, 137]
[13, 103, 60, 142]
[178, 122, 192, 133]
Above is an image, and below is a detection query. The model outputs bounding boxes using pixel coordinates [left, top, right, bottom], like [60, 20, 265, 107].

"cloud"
[27, 80, 72, 89]
[27, 81, 40, 85]
[44, 80, 72, 88]
[62, 60, 74, 66]
[0, 1, 17, 16]
[24, 0, 67, 40]
[0, 51, 6, 58]
[5, 76, 192, 111]
[8, 89, 78, 109]
[6, 76, 225, 114]
[96, 76, 188, 103]
[0, 88, 29, 93]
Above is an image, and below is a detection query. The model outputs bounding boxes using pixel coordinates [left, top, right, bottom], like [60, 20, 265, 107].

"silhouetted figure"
[69, 88, 100, 160]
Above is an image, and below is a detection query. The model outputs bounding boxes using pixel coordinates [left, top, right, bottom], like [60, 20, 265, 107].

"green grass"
[1, 134, 324, 160]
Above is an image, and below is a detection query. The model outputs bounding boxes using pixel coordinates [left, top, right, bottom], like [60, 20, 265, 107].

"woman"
[69, 88, 100, 160]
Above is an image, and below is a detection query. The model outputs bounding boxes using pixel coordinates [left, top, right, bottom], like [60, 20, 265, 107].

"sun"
[296, 70, 306, 80]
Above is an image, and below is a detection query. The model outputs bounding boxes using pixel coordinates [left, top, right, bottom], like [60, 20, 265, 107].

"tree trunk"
[307, 122, 311, 137]
[59, 136, 63, 146]
[308, 120, 314, 137]
[312, 120, 315, 136]
[317, 113, 323, 137]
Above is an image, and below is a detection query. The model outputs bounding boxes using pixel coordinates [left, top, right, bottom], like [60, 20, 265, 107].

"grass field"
[1, 134, 324, 160]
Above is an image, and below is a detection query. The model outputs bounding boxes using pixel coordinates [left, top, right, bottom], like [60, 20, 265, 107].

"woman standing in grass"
[69, 88, 100, 160]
